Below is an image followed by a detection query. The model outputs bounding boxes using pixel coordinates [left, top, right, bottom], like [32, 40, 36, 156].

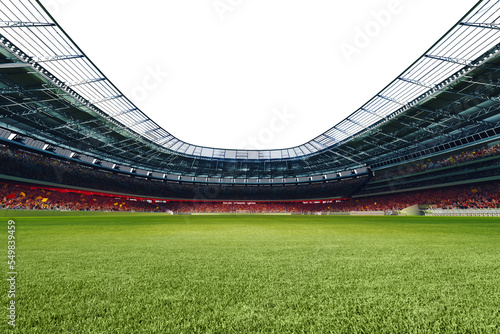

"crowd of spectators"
[0, 183, 171, 212]
[166, 180, 500, 213]
[169, 201, 302, 214]
[1, 180, 499, 213]
[373, 143, 500, 181]
[339, 181, 500, 212]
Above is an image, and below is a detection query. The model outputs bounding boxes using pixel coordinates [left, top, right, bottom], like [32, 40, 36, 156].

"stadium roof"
[0, 0, 500, 180]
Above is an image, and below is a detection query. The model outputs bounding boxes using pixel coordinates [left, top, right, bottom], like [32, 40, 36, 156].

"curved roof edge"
[0, 0, 497, 161]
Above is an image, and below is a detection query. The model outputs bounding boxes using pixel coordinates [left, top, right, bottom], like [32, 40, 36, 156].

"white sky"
[41, 0, 479, 150]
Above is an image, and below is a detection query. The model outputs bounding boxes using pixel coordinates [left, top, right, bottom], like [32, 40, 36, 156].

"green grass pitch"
[1, 212, 499, 333]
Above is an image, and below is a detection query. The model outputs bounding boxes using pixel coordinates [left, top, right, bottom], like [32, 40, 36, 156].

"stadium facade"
[0, 0, 500, 205]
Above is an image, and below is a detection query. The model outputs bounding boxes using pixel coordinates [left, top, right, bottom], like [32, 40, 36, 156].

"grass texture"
[1, 213, 499, 333]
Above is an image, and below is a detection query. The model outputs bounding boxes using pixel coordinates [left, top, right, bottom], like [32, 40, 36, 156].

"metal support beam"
[65, 78, 105, 87]
[445, 89, 500, 102]
[0, 21, 56, 28]
[0, 63, 30, 68]
[398, 77, 436, 89]
[110, 108, 138, 118]
[0, 85, 63, 95]
[91, 95, 123, 105]
[425, 55, 473, 67]
[332, 126, 350, 136]
[413, 105, 492, 126]
[378, 131, 410, 144]
[462, 78, 500, 89]
[153, 135, 176, 146]
[346, 118, 365, 130]
[459, 22, 500, 30]
[129, 118, 149, 128]
[360, 108, 384, 119]
[35, 55, 84, 63]
[378, 95, 407, 105]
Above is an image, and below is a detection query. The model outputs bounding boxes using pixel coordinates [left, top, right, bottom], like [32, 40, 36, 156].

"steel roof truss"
[459, 22, 500, 30]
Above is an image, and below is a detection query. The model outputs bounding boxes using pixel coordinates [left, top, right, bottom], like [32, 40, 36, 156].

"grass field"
[1, 212, 499, 333]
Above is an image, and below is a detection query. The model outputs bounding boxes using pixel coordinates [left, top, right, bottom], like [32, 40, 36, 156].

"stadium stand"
[360, 141, 500, 196]
[0, 182, 171, 212]
[2, 176, 499, 215]
[371, 143, 500, 181]
[0, 144, 367, 201]
[1, 0, 500, 215]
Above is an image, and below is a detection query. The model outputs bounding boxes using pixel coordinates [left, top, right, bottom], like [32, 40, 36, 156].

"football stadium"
[1, 0, 500, 332]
